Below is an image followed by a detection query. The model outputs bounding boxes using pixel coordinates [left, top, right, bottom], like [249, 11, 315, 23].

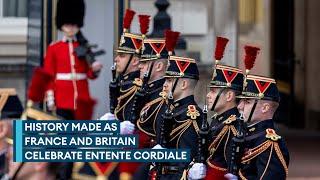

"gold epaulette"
[241, 128, 288, 178]
[186, 105, 200, 120]
[265, 128, 281, 141]
[223, 114, 237, 124]
[132, 78, 143, 87]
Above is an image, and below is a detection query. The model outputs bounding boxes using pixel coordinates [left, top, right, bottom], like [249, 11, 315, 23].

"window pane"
[3, 0, 27, 17]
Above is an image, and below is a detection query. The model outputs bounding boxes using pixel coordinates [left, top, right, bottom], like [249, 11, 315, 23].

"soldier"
[152, 55, 203, 180]
[93, 9, 145, 180]
[133, 30, 180, 180]
[188, 37, 245, 180]
[43, 0, 103, 120]
[225, 46, 290, 179]
[0, 88, 23, 179]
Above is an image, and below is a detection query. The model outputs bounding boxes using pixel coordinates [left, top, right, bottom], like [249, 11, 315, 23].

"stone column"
[212, 0, 238, 66]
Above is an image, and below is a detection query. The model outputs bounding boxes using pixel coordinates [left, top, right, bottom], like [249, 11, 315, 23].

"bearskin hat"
[56, 0, 85, 29]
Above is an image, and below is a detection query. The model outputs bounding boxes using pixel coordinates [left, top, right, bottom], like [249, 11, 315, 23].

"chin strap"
[247, 99, 258, 124]
[210, 88, 226, 112]
[170, 78, 179, 100]
[120, 54, 134, 80]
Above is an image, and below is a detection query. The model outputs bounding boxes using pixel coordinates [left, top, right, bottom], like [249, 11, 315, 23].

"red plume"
[75, 97, 96, 120]
[165, 29, 180, 53]
[214, 37, 229, 60]
[244, 45, 260, 71]
[138, 15, 150, 35]
[123, 9, 136, 30]
[27, 67, 53, 102]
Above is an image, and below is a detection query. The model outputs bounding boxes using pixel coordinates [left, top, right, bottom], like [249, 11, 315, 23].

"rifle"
[228, 113, 246, 175]
[196, 104, 209, 163]
[129, 60, 155, 123]
[74, 31, 106, 68]
[154, 91, 175, 180]
[129, 70, 150, 124]
[109, 62, 119, 114]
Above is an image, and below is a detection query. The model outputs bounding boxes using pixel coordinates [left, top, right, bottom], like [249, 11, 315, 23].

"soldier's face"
[238, 98, 255, 122]
[206, 87, 225, 113]
[163, 78, 174, 95]
[115, 53, 132, 74]
[61, 24, 79, 37]
[138, 61, 150, 79]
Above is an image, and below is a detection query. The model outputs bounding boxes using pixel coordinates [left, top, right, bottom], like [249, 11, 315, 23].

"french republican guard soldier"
[133, 30, 180, 180]
[188, 36, 244, 180]
[99, 9, 150, 180]
[151, 52, 204, 180]
[225, 46, 290, 180]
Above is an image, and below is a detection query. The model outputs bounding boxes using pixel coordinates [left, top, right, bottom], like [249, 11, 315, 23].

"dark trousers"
[56, 109, 75, 180]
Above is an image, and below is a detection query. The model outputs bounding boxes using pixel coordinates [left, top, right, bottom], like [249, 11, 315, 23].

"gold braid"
[274, 142, 289, 177]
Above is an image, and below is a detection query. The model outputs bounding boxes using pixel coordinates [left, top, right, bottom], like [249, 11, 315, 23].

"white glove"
[46, 90, 55, 111]
[152, 144, 165, 149]
[120, 121, 135, 134]
[224, 173, 238, 180]
[99, 112, 116, 120]
[187, 163, 206, 180]
[92, 61, 103, 72]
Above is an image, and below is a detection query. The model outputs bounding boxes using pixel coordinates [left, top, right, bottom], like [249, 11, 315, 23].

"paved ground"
[278, 125, 320, 179]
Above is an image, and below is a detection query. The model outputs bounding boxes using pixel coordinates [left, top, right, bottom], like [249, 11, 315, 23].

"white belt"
[56, 73, 87, 80]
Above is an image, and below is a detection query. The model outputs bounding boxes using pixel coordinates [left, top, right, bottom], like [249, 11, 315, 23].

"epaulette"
[241, 128, 288, 178]
[265, 128, 281, 141]
[223, 114, 237, 124]
[132, 78, 143, 87]
[186, 105, 200, 120]
[169, 105, 201, 148]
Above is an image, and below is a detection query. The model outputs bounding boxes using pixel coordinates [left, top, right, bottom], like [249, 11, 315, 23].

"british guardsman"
[43, 0, 103, 120]
[224, 46, 290, 180]
[0, 88, 23, 179]
[151, 53, 203, 180]
[133, 30, 180, 180]
[187, 37, 245, 180]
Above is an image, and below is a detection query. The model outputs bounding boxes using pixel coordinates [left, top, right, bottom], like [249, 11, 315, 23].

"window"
[0, 0, 27, 17]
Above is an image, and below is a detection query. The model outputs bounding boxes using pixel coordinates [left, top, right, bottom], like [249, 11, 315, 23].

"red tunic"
[43, 39, 97, 110]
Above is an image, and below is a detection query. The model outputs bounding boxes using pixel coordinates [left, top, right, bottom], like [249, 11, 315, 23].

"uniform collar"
[62, 35, 77, 43]
[247, 119, 274, 134]
[173, 95, 195, 108]
[148, 78, 165, 92]
[122, 70, 140, 81]
[215, 107, 239, 122]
